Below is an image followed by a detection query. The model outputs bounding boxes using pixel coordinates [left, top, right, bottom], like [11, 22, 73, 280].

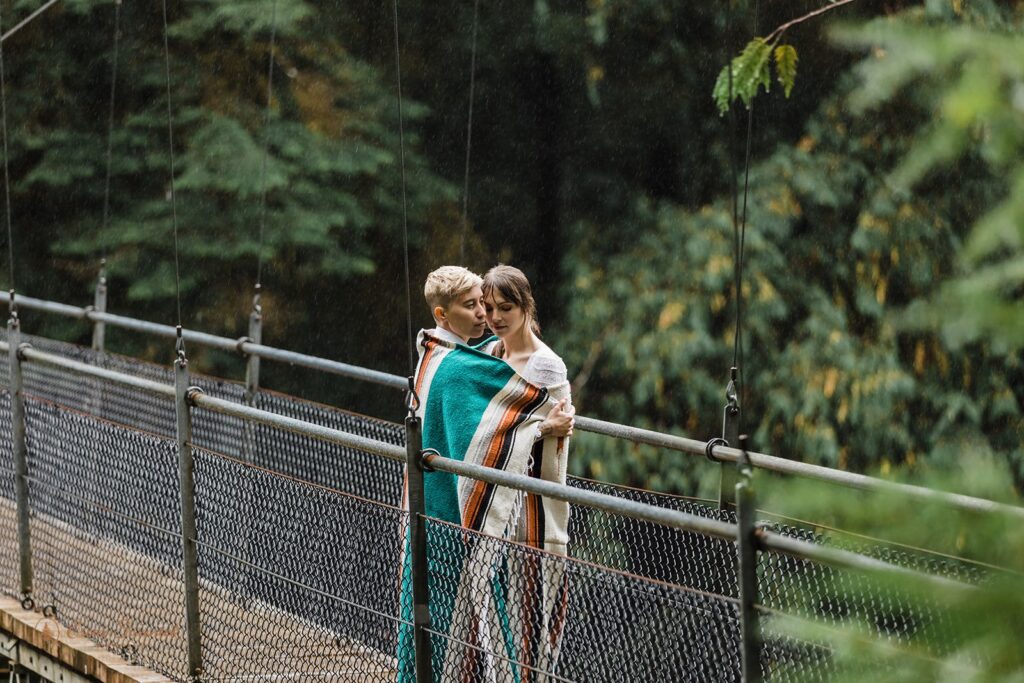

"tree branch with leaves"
[713, 0, 860, 113]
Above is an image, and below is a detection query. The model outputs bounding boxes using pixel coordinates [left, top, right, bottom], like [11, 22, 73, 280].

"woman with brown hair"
[482, 264, 575, 439]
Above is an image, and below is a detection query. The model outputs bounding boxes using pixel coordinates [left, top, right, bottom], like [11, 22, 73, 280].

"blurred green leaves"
[759, 453, 1024, 681]
[560, 1, 1024, 492]
[834, 11, 1024, 351]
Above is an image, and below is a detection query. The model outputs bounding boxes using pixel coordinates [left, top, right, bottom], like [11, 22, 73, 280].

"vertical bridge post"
[7, 308, 33, 606]
[405, 411, 434, 682]
[243, 289, 262, 406]
[237, 292, 262, 599]
[175, 341, 204, 679]
[91, 260, 108, 352]
[735, 435, 761, 683]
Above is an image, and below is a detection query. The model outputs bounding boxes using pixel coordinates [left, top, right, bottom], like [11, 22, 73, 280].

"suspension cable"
[459, 0, 480, 264]
[0, 1, 15, 305]
[725, 0, 759, 427]
[391, 0, 414, 377]
[0, 0, 60, 44]
[733, 0, 757, 417]
[100, 0, 123, 256]
[159, 0, 183, 333]
[254, 0, 279, 293]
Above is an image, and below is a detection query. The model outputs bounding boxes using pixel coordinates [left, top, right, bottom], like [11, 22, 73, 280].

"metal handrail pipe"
[237, 341, 406, 390]
[90, 311, 240, 353]
[190, 392, 406, 462]
[4, 291, 1023, 521]
[0, 333, 987, 593]
[19, 346, 176, 399]
[734, 446, 1024, 520]
[0, 291, 241, 353]
[575, 415, 1024, 521]
[1, 290, 405, 389]
[423, 452, 738, 540]
[424, 453, 975, 593]
[757, 530, 974, 595]
[0, 292, 88, 319]
[575, 415, 709, 453]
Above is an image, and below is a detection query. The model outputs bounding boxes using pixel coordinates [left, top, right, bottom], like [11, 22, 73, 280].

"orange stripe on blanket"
[461, 383, 542, 528]
[414, 342, 436, 399]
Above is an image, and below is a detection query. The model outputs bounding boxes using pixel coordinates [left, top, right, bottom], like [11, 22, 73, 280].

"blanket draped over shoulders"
[398, 330, 572, 683]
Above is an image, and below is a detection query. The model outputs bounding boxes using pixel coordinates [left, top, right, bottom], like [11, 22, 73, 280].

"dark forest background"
[1, 0, 1020, 495]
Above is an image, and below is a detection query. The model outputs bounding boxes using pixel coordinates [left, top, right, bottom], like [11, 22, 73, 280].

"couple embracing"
[399, 265, 575, 682]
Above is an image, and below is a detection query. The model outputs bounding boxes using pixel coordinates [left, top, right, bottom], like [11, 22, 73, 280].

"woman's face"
[484, 290, 526, 339]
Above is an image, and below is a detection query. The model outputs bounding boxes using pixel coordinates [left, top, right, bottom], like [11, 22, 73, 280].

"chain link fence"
[0, 332, 990, 681]
[0, 331, 405, 505]
[21, 396, 189, 680]
[420, 515, 745, 683]
[192, 446, 408, 681]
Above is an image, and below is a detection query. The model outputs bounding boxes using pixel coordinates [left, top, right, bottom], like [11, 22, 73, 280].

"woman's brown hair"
[482, 265, 541, 336]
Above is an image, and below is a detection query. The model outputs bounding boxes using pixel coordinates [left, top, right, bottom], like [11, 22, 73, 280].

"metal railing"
[3, 288, 1022, 523]
[0, 330, 983, 682]
[7, 338, 975, 585]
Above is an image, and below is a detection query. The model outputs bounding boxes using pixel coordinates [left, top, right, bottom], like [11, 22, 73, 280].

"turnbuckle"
[405, 376, 420, 415]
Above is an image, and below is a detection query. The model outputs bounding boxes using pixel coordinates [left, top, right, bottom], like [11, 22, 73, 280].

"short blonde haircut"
[424, 266, 482, 314]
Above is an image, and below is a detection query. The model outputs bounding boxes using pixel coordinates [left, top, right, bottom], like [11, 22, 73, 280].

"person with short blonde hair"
[423, 265, 486, 343]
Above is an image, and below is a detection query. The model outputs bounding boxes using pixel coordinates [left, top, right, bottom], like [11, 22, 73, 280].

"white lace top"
[483, 340, 568, 388]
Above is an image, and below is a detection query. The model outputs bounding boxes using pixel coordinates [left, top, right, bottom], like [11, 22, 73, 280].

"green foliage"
[757, 454, 1024, 681]
[774, 44, 798, 98]
[713, 38, 770, 113]
[714, 40, 800, 113]
[558, 60, 1023, 492]
[0, 0, 453, 404]
[833, 9, 1024, 352]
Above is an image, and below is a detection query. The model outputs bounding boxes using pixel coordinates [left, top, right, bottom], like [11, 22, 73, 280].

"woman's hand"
[539, 398, 575, 439]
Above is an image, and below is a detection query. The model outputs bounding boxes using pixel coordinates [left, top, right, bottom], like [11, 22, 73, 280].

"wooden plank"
[0, 597, 173, 683]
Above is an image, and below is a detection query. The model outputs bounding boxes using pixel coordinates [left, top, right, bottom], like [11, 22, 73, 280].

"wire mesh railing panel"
[419, 517, 744, 683]
[193, 446, 407, 681]
[251, 391, 405, 505]
[759, 520, 982, 655]
[757, 545, 926, 650]
[0, 391, 17, 596]
[566, 478, 737, 594]
[22, 397, 188, 680]
[567, 478, 983, 646]
[2, 331, 403, 502]
[190, 377, 247, 459]
[760, 626, 834, 683]
[0, 329, 993, 683]
[13, 333, 249, 459]
[9, 333, 180, 438]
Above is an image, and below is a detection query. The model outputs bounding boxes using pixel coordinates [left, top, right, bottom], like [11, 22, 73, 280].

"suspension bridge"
[0, 285, 1014, 682]
[0, 0, 1018, 677]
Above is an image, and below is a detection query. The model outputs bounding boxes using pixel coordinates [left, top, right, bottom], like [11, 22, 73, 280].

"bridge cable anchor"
[419, 448, 440, 473]
[704, 437, 728, 463]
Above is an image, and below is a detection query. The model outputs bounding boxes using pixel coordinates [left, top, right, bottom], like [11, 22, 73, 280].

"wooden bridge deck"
[0, 500, 397, 682]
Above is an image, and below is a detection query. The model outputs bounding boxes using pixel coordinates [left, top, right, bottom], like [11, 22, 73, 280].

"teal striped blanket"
[398, 330, 571, 682]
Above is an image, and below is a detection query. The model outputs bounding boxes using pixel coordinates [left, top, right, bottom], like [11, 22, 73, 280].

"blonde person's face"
[441, 285, 487, 341]
[484, 291, 526, 339]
